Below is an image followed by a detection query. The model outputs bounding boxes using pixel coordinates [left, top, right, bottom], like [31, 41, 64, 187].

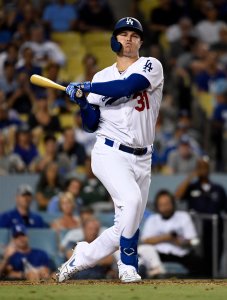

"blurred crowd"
[0, 0, 227, 281]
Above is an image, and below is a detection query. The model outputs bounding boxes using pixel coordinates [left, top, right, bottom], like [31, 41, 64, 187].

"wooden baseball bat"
[30, 74, 83, 98]
[30, 74, 66, 91]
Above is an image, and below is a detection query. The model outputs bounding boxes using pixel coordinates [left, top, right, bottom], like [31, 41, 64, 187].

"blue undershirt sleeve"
[79, 101, 100, 133]
[90, 73, 150, 98]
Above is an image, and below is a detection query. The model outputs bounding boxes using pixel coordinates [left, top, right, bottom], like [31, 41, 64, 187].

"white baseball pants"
[74, 137, 152, 270]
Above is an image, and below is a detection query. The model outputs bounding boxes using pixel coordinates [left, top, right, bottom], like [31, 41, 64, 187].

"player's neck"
[116, 56, 139, 73]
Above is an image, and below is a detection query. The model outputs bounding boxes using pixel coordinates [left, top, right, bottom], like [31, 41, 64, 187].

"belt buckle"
[133, 147, 145, 155]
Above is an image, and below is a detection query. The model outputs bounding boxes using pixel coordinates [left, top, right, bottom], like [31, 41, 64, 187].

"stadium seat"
[0, 229, 10, 251]
[163, 262, 189, 276]
[59, 113, 74, 128]
[38, 212, 62, 227]
[196, 91, 213, 118]
[139, 0, 160, 21]
[51, 32, 86, 81]
[27, 228, 60, 267]
[95, 212, 115, 228]
[82, 32, 115, 69]
[82, 32, 112, 48]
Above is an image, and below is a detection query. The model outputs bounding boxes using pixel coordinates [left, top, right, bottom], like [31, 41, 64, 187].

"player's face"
[117, 30, 142, 58]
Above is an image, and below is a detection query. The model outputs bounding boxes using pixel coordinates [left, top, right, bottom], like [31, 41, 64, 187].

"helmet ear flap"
[111, 35, 122, 53]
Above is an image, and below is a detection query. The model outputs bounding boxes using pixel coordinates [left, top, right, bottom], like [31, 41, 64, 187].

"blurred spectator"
[167, 17, 197, 78]
[80, 156, 110, 207]
[161, 120, 201, 166]
[0, 60, 18, 96]
[8, 71, 36, 114]
[57, 127, 87, 169]
[211, 79, 227, 171]
[179, 40, 209, 72]
[43, 0, 78, 32]
[47, 172, 84, 214]
[16, 2, 40, 31]
[141, 190, 203, 277]
[12, 22, 30, 49]
[44, 62, 69, 113]
[63, 217, 114, 279]
[0, 7, 13, 45]
[75, 53, 99, 82]
[215, 0, 227, 22]
[175, 155, 227, 214]
[177, 110, 201, 145]
[74, 110, 96, 156]
[0, 184, 46, 228]
[30, 134, 70, 174]
[149, 0, 185, 44]
[78, 0, 115, 32]
[175, 156, 227, 275]
[28, 96, 62, 134]
[60, 207, 97, 251]
[0, 224, 50, 280]
[195, 3, 226, 45]
[0, 132, 25, 175]
[0, 100, 22, 130]
[211, 24, 227, 64]
[166, 17, 195, 44]
[0, 43, 18, 78]
[193, 50, 226, 92]
[19, 24, 66, 67]
[166, 135, 199, 174]
[51, 191, 81, 231]
[16, 47, 42, 78]
[189, 0, 208, 24]
[35, 162, 62, 211]
[13, 125, 38, 168]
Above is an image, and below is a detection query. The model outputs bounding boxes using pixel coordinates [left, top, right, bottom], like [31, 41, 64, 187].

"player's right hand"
[66, 83, 88, 109]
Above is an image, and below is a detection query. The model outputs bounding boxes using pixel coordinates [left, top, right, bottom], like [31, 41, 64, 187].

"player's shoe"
[119, 267, 141, 283]
[56, 246, 79, 283]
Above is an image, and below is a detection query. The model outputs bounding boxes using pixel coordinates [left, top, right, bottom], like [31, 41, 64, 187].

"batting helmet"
[111, 17, 143, 53]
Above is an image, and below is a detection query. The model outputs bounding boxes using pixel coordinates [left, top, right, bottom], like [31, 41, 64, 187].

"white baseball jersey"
[87, 57, 164, 148]
[141, 211, 198, 257]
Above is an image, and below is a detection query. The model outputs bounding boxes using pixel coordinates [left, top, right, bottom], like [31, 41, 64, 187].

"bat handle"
[75, 89, 84, 98]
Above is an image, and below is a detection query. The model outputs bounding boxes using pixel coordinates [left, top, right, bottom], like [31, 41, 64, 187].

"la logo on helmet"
[126, 18, 133, 25]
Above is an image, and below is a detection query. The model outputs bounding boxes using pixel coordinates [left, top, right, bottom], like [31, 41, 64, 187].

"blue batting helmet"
[111, 17, 143, 53]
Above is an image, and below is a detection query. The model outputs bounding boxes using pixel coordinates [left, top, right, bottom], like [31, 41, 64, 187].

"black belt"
[104, 138, 147, 156]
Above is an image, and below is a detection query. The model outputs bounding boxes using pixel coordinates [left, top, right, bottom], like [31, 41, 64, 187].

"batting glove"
[67, 81, 91, 94]
[66, 83, 88, 109]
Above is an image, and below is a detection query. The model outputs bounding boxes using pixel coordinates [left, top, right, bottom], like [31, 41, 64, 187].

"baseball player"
[56, 17, 164, 283]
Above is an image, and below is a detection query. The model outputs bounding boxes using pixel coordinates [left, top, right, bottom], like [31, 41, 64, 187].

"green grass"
[0, 280, 227, 300]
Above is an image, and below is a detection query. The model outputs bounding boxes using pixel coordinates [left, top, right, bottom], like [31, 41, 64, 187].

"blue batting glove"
[66, 81, 91, 94]
[66, 83, 77, 100]
[65, 83, 88, 108]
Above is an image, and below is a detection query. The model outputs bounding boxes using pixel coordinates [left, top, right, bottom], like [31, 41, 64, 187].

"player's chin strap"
[111, 35, 122, 53]
[120, 229, 140, 271]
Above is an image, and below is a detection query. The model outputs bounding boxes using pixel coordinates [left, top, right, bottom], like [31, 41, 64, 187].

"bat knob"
[75, 89, 83, 98]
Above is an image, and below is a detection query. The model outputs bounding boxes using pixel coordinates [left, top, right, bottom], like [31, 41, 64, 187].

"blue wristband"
[80, 81, 92, 93]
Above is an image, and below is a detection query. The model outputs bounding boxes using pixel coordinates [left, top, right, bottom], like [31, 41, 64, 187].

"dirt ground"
[0, 279, 227, 286]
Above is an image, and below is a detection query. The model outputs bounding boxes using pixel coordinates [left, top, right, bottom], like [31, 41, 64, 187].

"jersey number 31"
[133, 91, 149, 112]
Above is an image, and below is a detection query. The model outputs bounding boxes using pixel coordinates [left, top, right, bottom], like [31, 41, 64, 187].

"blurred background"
[0, 0, 227, 281]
